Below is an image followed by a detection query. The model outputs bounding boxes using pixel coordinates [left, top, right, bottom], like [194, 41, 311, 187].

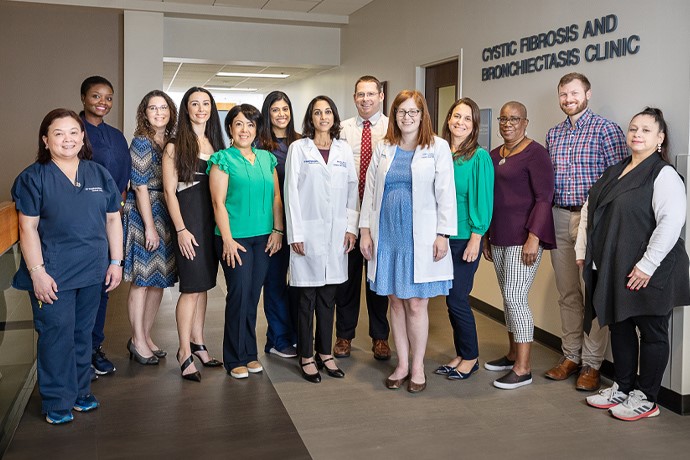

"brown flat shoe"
[385, 373, 410, 390]
[407, 374, 427, 393]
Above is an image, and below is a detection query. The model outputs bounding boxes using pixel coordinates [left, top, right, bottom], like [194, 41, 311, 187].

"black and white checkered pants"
[490, 245, 543, 343]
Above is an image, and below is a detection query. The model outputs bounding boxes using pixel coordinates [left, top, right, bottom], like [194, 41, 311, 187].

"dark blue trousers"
[30, 283, 101, 412]
[445, 238, 482, 360]
[217, 235, 271, 370]
[262, 236, 297, 352]
[91, 283, 108, 350]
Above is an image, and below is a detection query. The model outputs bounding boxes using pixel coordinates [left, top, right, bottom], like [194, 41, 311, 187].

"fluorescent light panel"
[216, 72, 290, 79]
[205, 86, 258, 92]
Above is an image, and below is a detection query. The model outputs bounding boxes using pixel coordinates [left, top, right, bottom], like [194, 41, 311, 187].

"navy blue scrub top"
[81, 114, 131, 194]
[11, 160, 121, 291]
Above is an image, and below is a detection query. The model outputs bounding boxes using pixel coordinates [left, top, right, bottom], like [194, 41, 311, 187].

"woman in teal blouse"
[435, 97, 494, 381]
[208, 104, 284, 379]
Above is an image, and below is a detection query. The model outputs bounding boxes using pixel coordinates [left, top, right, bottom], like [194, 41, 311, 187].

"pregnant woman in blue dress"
[360, 90, 456, 393]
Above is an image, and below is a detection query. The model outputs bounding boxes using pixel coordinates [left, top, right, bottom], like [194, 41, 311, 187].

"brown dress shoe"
[576, 365, 601, 391]
[544, 357, 579, 380]
[372, 339, 391, 361]
[333, 338, 351, 358]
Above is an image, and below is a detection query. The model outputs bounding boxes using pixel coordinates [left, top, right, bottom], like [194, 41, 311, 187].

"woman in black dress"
[162, 87, 225, 381]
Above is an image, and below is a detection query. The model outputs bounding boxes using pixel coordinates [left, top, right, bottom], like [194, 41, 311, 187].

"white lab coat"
[285, 137, 360, 287]
[359, 136, 457, 283]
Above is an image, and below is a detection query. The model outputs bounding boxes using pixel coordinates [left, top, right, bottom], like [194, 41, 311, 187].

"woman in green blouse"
[435, 97, 494, 381]
[208, 104, 284, 379]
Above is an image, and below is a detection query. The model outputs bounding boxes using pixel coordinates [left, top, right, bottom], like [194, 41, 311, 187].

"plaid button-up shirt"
[546, 108, 628, 207]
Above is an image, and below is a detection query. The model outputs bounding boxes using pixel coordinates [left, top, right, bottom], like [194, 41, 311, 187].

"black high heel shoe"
[300, 360, 321, 383]
[315, 354, 345, 378]
[190, 342, 223, 367]
[177, 350, 201, 382]
[152, 349, 167, 359]
[127, 339, 159, 365]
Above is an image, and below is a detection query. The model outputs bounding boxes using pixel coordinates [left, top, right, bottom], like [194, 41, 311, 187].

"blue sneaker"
[74, 394, 99, 412]
[90, 366, 98, 382]
[92, 346, 116, 375]
[45, 410, 74, 425]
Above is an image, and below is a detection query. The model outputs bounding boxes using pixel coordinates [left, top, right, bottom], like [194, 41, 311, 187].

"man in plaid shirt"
[544, 72, 628, 391]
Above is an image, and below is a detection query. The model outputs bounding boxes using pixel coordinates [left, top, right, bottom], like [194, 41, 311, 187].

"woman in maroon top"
[481, 101, 555, 390]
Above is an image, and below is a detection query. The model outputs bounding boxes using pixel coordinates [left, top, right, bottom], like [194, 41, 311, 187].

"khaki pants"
[551, 206, 608, 368]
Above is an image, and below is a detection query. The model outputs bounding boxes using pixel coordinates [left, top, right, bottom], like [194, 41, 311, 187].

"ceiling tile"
[212, 0, 268, 7]
[263, 0, 319, 13]
[310, 0, 373, 15]
[164, 0, 216, 5]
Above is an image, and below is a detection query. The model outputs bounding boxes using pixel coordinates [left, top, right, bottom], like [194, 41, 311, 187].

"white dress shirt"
[340, 111, 389, 178]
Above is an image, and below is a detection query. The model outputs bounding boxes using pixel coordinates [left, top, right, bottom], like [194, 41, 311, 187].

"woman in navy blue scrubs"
[12, 109, 123, 424]
[258, 91, 301, 358]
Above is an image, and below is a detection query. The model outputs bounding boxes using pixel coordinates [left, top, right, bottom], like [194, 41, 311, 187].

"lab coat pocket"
[304, 219, 326, 256]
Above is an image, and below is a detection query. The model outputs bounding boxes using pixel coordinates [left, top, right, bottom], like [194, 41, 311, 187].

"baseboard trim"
[469, 296, 688, 416]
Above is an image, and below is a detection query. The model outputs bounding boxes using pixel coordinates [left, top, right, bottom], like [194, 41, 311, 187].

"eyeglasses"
[396, 108, 422, 118]
[147, 105, 169, 113]
[497, 116, 524, 125]
[355, 92, 380, 100]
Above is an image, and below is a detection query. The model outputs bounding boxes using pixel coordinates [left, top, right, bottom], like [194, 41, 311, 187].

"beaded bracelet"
[28, 263, 45, 273]
[272, 228, 284, 235]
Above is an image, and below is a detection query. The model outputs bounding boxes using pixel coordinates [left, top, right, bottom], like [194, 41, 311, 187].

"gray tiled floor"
[6, 279, 690, 459]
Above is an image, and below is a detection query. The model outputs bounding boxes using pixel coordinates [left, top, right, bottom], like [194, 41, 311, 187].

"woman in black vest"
[576, 107, 690, 421]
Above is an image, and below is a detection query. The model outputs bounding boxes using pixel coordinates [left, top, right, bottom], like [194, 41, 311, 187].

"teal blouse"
[452, 146, 494, 239]
[207, 146, 277, 238]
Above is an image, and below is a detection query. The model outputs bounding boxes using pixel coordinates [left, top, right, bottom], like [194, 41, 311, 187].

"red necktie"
[359, 120, 372, 200]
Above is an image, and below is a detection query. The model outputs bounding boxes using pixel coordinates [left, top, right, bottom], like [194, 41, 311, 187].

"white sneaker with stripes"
[586, 382, 628, 409]
[608, 389, 660, 421]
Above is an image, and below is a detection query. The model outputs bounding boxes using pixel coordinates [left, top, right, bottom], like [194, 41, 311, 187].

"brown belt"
[554, 204, 582, 212]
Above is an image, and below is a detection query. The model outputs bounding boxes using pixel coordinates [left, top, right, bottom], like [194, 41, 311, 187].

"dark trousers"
[216, 235, 271, 370]
[30, 283, 101, 412]
[297, 285, 337, 358]
[446, 238, 482, 359]
[335, 239, 389, 340]
[91, 282, 109, 350]
[262, 237, 297, 351]
[609, 313, 671, 402]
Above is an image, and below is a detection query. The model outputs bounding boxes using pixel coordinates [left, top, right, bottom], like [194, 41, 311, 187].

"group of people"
[11, 72, 688, 425]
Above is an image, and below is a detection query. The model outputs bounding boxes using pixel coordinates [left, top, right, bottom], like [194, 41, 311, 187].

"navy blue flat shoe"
[434, 364, 455, 375]
[447, 360, 479, 380]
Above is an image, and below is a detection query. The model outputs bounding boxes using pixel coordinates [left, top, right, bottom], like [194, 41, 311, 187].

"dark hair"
[80, 75, 114, 97]
[441, 97, 481, 161]
[558, 72, 591, 92]
[172, 87, 225, 183]
[258, 91, 301, 151]
[631, 107, 670, 163]
[225, 104, 262, 144]
[354, 75, 384, 94]
[37, 109, 93, 164]
[302, 96, 341, 140]
[133, 90, 178, 148]
[384, 90, 434, 149]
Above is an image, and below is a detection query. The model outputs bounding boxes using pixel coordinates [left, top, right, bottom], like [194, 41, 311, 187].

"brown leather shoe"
[385, 373, 409, 390]
[544, 357, 579, 380]
[576, 365, 601, 391]
[407, 374, 427, 393]
[372, 339, 391, 361]
[333, 338, 351, 358]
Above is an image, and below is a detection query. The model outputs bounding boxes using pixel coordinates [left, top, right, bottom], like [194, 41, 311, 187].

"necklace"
[53, 159, 80, 187]
[499, 137, 526, 165]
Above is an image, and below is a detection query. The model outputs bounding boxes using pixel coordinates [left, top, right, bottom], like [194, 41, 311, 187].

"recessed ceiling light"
[216, 72, 290, 79]
[205, 86, 258, 92]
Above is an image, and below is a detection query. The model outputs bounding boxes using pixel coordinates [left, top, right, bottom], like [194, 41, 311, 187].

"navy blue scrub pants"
[216, 235, 271, 371]
[91, 282, 109, 350]
[609, 313, 671, 402]
[262, 235, 297, 352]
[445, 238, 482, 360]
[30, 283, 101, 412]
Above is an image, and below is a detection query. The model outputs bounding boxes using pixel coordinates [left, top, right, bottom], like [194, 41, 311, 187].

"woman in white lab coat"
[360, 90, 456, 393]
[285, 95, 359, 383]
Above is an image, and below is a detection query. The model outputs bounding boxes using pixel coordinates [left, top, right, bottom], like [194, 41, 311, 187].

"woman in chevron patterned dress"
[123, 90, 178, 365]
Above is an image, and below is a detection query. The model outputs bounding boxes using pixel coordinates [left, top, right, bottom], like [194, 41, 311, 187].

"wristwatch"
[110, 259, 124, 267]
[437, 234, 450, 239]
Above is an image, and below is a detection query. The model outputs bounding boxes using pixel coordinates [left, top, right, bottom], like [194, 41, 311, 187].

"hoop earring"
[657, 143, 662, 153]
[229, 138, 234, 147]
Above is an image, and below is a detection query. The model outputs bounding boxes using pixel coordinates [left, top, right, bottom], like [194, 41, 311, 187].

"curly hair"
[133, 90, 178, 148]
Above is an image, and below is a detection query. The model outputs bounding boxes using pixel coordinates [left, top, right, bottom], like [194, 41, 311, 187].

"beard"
[561, 99, 588, 116]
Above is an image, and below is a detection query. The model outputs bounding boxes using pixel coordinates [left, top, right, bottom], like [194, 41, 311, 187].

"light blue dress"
[370, 147, 452, 299]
